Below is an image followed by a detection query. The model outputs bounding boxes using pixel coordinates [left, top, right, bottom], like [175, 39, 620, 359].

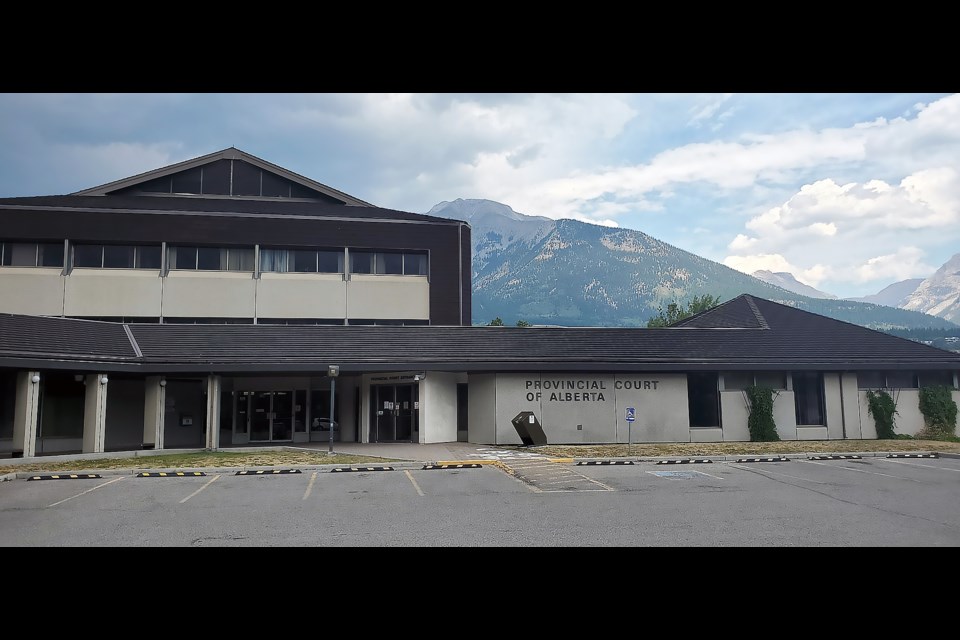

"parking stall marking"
[404, 470, 425, 497]
[726, 462, 829, 485]
[179, 474, 221, 504]
[46, 475, 126, 508]
[302, 471, 318, 501]
[877, 458, 960, 473]
[796, 459, 922, 482]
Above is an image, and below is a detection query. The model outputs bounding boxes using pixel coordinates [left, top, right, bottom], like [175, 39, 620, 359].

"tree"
[516, 320, 530, 327]
[488, 317, 505, 326]
[646, 294, 721, 328]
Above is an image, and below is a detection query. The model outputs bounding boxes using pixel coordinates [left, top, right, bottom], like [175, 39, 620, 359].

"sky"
[0, 92, 957, 298]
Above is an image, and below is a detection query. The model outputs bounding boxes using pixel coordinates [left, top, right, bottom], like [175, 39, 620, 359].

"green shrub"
[918, 385, 958, 437]
[865, 389, 898, 439]
[745, 385, 780, 442]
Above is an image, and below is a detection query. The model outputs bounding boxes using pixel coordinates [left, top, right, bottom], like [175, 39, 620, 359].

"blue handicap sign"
[625, 407, 636, 422]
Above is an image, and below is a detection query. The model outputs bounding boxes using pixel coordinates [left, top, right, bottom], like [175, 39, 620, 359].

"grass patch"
[509, 438, 960, 458]
[0, 450, 396, 476]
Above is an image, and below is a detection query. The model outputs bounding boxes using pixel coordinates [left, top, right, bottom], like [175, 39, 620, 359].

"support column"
[205, 375, 221, 450]
[143, 376, 166, 450]
[13, 371, 41, 458]
[83, 374, 108, 453]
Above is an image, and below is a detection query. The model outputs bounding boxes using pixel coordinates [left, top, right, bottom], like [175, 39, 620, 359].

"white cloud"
[687, 93, 734, 127]
[723, 253, 832, 287]
[854, 247, 936, 282]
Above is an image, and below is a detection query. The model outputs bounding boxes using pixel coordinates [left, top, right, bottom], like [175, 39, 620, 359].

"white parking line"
[302, 471, 318, 501]
[179, 474, 220, 504]
[796, 459, 920, 482]
[727, 463, 828, 485]
[877, 458, 960, 473]
[47, 475, 126, 508]
[404, 470, 425, 497]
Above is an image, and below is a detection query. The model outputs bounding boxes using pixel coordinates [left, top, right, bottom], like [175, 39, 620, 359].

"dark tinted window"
[171, 167, 202, 194]
[38, 243, 64, 267]
[377, 253, 403, 274]
[201, 160, 231, 195]
[137, 246, 162, 269]
[171, 246, 197, 269]
[857, 371, 885, 389]
[261, 171, 290, 197]
[73, 244, 103, 268]
[138, 176, 171, 193]
[920, 371, 955, 388]
[404, 253, 427, 275]
[794, 372, 824, 425]
[886, 370, 917, 388]
[317, 250, 342, 273]
[103, 245, 135, 268]
[197, 247, 222, 270]
[291, 250, 317, 273]
[291, 183, 321, 199]
[232, 160, 261, 196]
[351, 251, 374, 274]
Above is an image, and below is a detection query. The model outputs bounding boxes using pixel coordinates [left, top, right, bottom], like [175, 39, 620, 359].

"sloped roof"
[70, 147, 372, 206]
[1, 295, 958, 373]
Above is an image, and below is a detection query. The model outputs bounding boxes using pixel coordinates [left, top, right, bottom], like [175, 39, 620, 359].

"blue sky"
[1, 93, 956, 297]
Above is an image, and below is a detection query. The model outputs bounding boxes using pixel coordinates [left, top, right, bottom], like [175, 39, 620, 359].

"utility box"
[511, 411, 548, 446]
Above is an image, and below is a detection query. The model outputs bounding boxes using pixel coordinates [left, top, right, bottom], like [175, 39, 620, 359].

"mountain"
[751, 270, 836, 299]
[428, 198, 957, 329]
[900, 253, 960, 323]
[847, 278, 925, 307]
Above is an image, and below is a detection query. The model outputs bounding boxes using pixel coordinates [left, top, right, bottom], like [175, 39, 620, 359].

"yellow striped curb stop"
[28, 474, 102, 481]
[136, 471, 207, 477]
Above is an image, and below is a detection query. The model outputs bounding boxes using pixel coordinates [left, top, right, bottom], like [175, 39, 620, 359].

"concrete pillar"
[12, 371, 41, 457]
[205, 375, 221, 450]
[83, 374, 108, 453]
[143, 376, 166, 450]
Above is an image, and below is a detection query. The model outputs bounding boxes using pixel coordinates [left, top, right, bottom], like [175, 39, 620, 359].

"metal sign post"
[625, 407, 636, 456]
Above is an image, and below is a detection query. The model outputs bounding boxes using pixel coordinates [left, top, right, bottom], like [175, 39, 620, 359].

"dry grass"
[513, 439, 960, 458]
[0, 450, 394, 476]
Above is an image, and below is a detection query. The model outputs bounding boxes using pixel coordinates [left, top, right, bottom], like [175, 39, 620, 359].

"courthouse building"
[1, 149, 957, 456]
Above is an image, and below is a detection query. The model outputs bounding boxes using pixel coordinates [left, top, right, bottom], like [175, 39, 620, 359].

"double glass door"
[370, 384, 417, 442]
[237, 391, 295, 442]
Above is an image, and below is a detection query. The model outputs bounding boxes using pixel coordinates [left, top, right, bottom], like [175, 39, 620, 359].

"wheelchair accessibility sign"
[625, 407, 636, 422]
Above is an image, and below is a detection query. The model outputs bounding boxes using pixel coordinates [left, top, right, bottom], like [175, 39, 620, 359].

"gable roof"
[1, 295, 958, 373]
[71, 147, 373, 207]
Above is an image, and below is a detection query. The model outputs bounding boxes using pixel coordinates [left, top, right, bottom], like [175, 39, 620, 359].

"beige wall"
[256, 273, 346, 318]
[347, 275, 429, 319]
[858, 389, 929, 438]
[841, 373, 861, 439]
[0, 269, 64, 315]
[721, 389, 797, 441]
[614, 374, 689, 442]
[163, 271, 256, 318]
[823, 372, 844, 439]
[467, 374, 497, 444]
[797, 426, 828, 440]
[422, 372, 458, 443]
[690, 427, 723, 442]
[64, 270, 162, 317]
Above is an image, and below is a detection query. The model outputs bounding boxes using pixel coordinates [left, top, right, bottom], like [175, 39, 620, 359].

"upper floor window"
[260, 248, 344, 274]
[723, 371, 787, 390]
[350, 251, 427, 275]
[0, 241, 64, 268]
[168, 245, 254, 271]
[72, 244, 162, 269]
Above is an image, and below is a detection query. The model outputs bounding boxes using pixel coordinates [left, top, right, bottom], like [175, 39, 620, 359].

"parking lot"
[1, 456, 958, 546]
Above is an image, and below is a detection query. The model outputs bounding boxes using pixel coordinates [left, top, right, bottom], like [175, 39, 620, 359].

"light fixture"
[31, 374, 40, 384]
[100, 375, 109, 385]
[159, 379, 167, 387]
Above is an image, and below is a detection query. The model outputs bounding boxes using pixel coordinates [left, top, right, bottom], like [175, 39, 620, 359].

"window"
[72, 244, 162, 269]
[1, 242, 63, 267]
[723, 372, 786, 390]
[886, 371, 918, 389]
[350, 251, 427, 275]
[260, 249, 344, 273]
[919, 371, 954, 388]
[857, 371, 886, 389]
[688, 372, 720, 428]
[168, 246, 254, 271]
[794, 372, 825, 426]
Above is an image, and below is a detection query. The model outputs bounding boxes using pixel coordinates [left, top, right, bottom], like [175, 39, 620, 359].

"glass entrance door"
[240, 391, 295, 443]
[370, 384, 418, 443]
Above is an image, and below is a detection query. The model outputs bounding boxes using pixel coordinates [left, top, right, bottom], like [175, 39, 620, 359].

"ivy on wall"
[918, 385, 958, 437]
[865, 389, 898, 439]
[745, 385, 780, 442]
